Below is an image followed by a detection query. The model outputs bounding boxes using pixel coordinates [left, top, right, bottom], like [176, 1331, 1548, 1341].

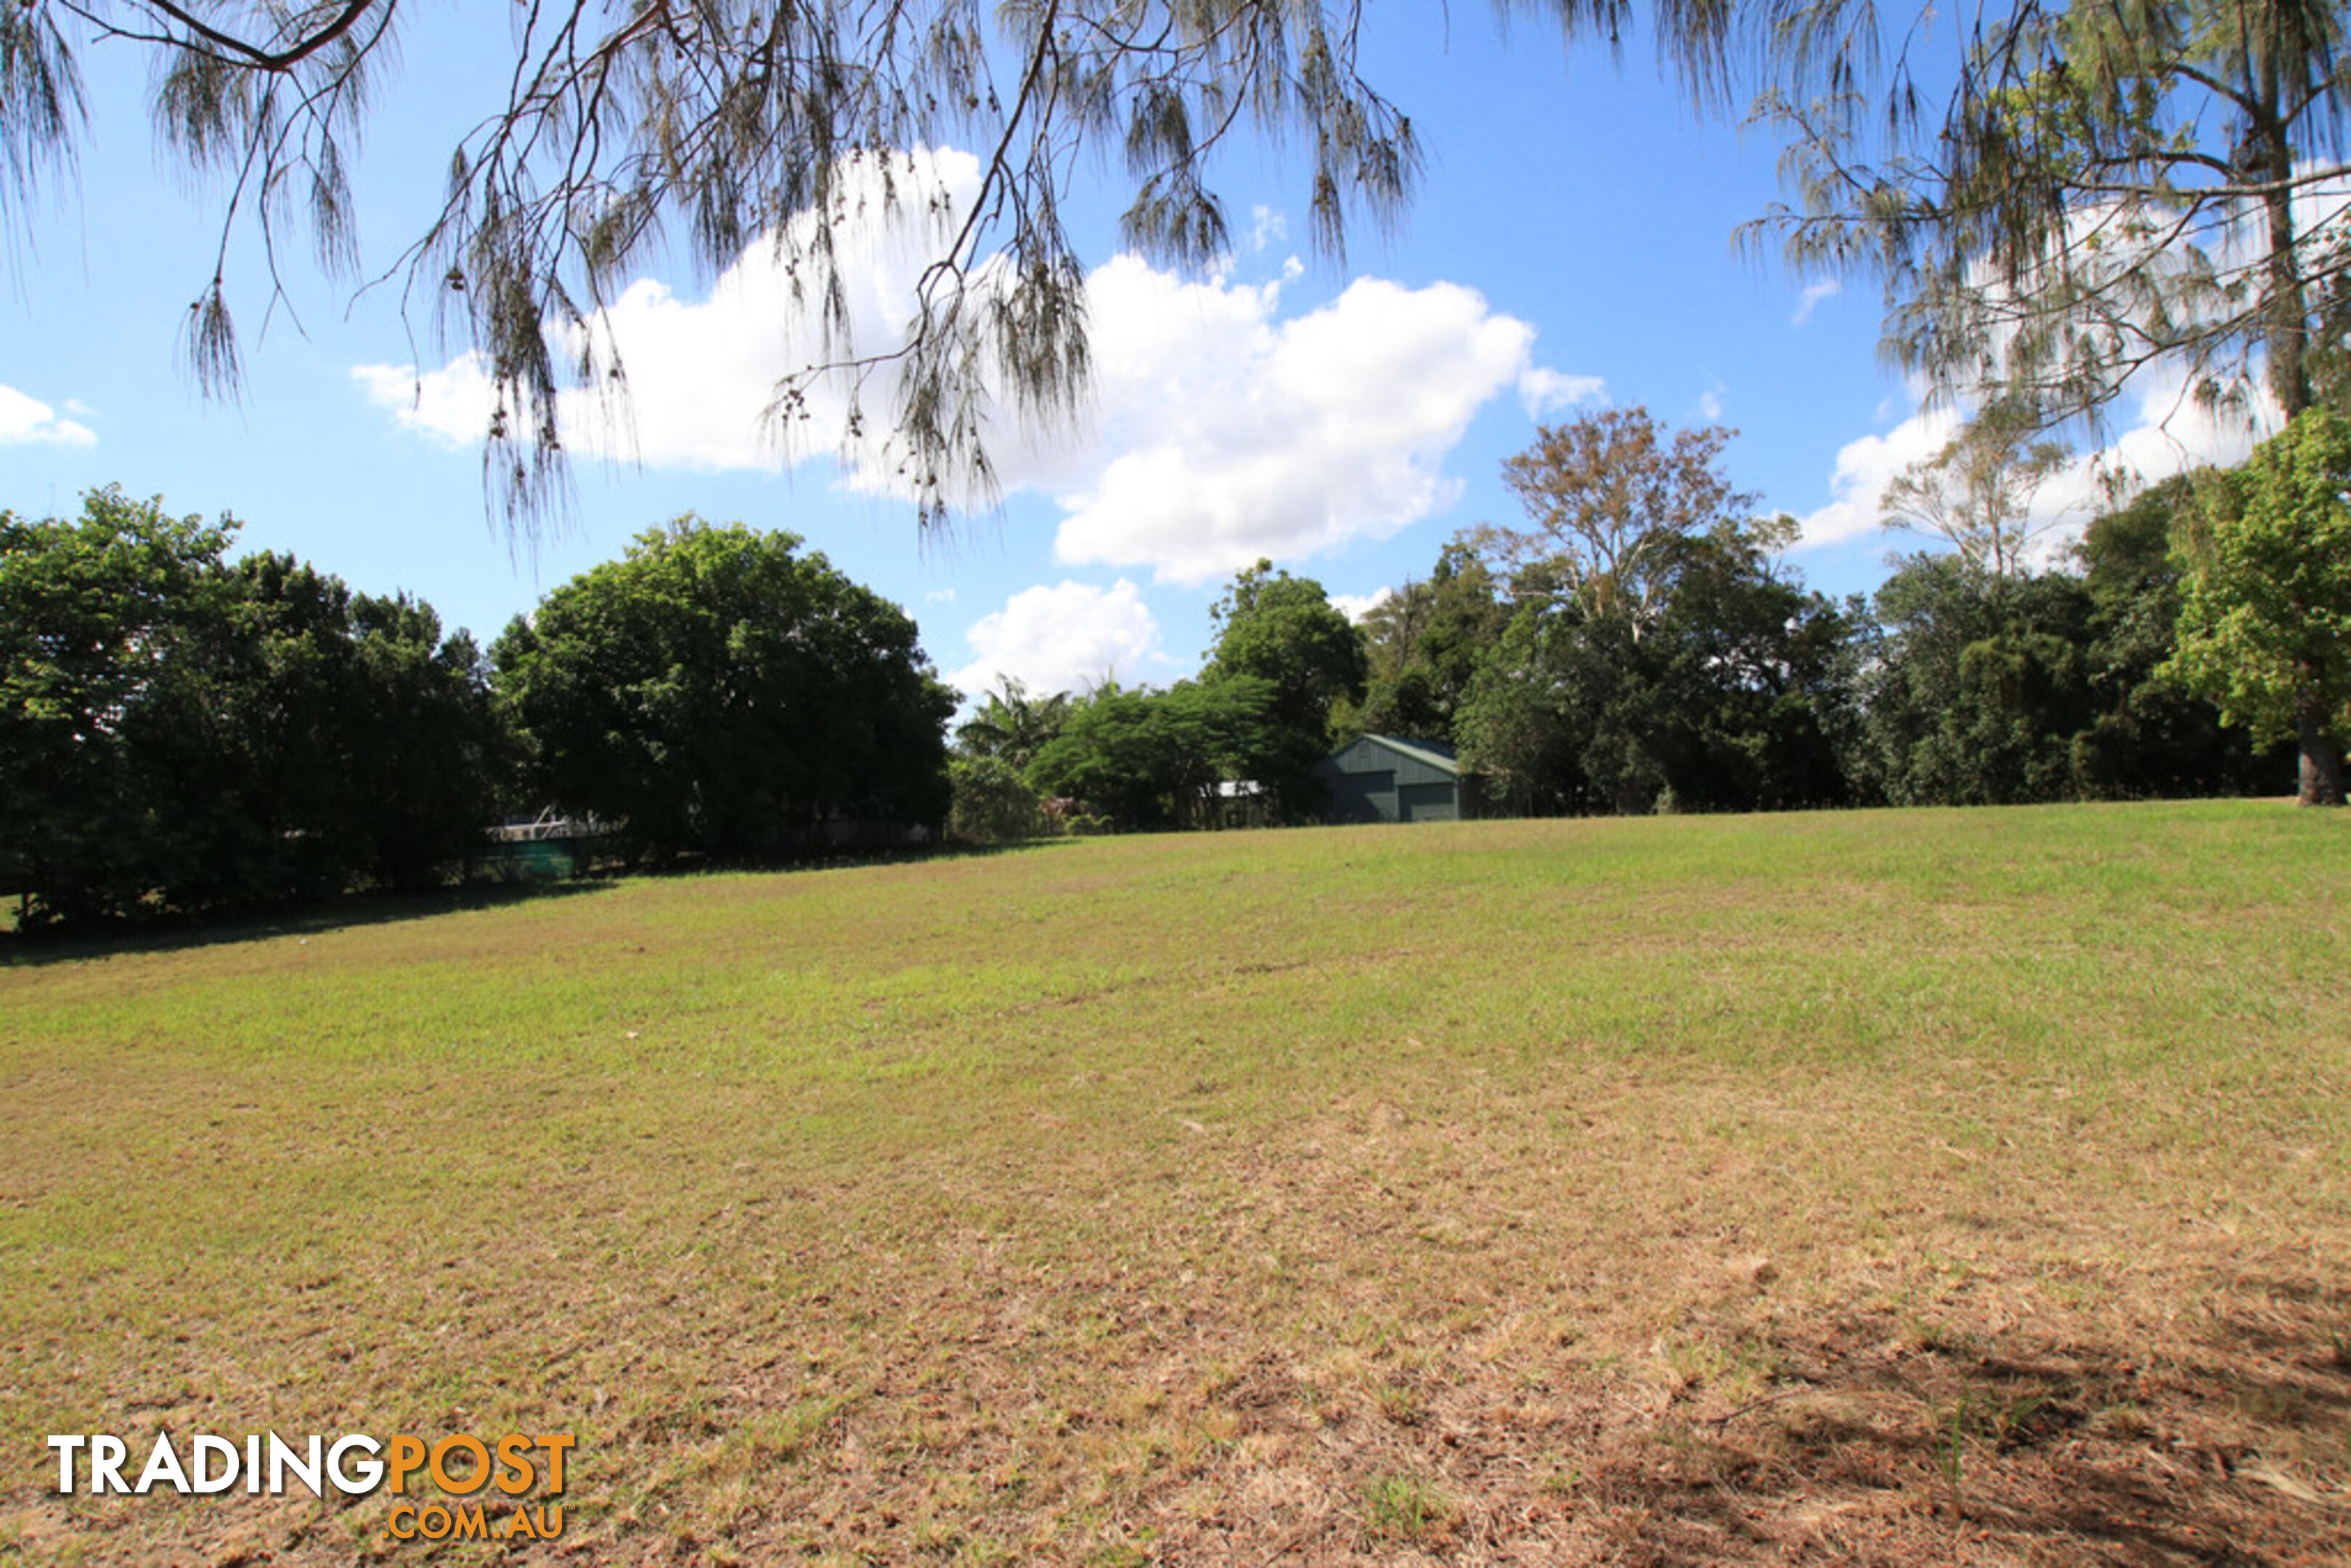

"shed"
[1314, 735, 1469, 824]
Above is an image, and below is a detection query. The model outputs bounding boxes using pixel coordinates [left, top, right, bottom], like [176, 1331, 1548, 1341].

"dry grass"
[2, 801, 2348, 1564]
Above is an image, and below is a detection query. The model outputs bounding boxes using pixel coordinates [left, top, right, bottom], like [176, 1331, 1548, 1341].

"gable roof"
[1342, 734, 1461, 776]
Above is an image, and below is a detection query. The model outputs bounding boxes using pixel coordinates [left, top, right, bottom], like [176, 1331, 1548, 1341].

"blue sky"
[0, 4, 2249, 703]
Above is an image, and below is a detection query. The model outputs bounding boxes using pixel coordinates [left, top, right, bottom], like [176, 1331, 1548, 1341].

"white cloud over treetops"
[1797, 368, 2270, 559]
[1799, 172, 2344, 559]
[354, 150, 1590, 587]
[944, 578, 1166, 701]
[0, 384, 96, 447]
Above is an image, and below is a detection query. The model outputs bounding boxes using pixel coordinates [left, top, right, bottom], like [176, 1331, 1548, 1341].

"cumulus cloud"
[1796, 397, 1964, 550]
[356, 149, 981, 473]
[1048, 266, 1541, 583]
[0, 384, 97, 447]
[1330, 587, 1396, 623]
[359, 151, 1589, 584]
[1796, 368, 2272, 557]
[944, 579, 1166, 701]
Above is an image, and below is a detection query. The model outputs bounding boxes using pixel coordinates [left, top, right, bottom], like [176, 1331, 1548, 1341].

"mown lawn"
[3, 801, 2348, 1564]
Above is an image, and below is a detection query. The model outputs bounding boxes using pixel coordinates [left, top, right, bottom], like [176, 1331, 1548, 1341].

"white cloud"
[1049, 266, 1544, 584]
[945, 579, 1165, 700]
[924, 587, 956, 604]
[1517, 366, 1606, 420]
[1696, 382, 1727, 422]
[1330, 587, 1396, 623]
[356, 149, 982, 473]
[1249, 205, 1287, 252]
[1796, 396, 1962, 550]
[359, 152, 1592, 585]
[1790, 279, 1841, 325]
[0, 384, 97, 447]
[1796, 367, 2273, 556]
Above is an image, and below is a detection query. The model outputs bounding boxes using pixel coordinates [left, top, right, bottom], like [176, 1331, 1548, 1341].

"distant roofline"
[1353, 733, 1461, 775]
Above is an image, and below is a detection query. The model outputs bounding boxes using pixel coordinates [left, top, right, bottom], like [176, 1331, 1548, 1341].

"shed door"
[1398, 782, 1456, 822]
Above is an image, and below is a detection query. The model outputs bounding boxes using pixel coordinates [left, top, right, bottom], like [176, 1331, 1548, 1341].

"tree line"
[953, 403, 2349, 838]
[9, 399, 2339, 926]
[1, 499, 953, 931]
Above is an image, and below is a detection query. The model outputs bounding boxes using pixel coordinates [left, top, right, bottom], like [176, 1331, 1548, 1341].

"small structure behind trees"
[1314, 735, 1470, 824]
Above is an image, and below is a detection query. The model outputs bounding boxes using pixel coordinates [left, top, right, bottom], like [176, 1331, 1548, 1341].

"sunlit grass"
[3, 801, 2347, 1562]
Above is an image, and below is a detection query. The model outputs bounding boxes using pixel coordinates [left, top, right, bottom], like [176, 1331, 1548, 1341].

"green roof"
[1352, 735, 1461, 776]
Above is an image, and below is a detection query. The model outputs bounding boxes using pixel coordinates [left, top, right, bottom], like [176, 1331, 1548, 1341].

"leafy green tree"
[947, 756, 1046, 843]
[1349, 542, 1509, 746]
[1029, 675, 1289, 832]
[1854, 556, 2102, 807]
[1640, 523, 1857, 812]
[1, 493, 505, 926]
[956, 677, 1075, 772]
[2165, 407, 2351, 804]
[342, 593, 510, 889]
[493, 519, 955, 857]
[1454, 608, 1586, 817]
[2069, 478, 2289, 799]
[1459, 516, 1854, 816]
[1206, 560, 1367, 740]
[0, 489, 235, 926]
[1203, 559, 1365, 816]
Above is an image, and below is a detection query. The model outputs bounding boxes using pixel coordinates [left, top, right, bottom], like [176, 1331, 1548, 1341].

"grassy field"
[3, 801, 2349, 1564]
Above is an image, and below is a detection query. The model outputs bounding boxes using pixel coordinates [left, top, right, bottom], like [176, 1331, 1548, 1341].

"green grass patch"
[3, 801, 2349, 1562]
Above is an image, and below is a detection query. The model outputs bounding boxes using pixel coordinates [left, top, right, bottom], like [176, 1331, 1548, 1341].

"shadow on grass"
[0, 837, 1084, 966]
[0, 878, 617, 967]
[1581, 1299, 2351, 1566]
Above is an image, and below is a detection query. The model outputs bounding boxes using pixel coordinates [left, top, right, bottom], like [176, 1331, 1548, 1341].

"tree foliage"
[1878, 397, 2080, 576]
[5, 1, 1533, 533]
[1456, 516, 1851, 814]
[948, 755, 1046, 844]
[956, 676, 1075, 772]
[492, 519, 955, 858]
[1472, 407, 1758, 637]
[1028, 675, 1292, 831]
[2165, 406, 2351, 803]
[1205, 559, 1366, 740]
[1347, 542, 1509, 746]
[1760, 0, 2351, 428]
[0, 489, 502, 928]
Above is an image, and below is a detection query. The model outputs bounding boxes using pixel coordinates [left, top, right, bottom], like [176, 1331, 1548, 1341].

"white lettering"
[327, 1434, 382, 1495]
[134, 1432, 191, 1493]
[190, 1434, 240, 1493]
[46, 1435, 85, 1493]
[267, 1432, 323, 1498]
[89, 1435, 129, 1495]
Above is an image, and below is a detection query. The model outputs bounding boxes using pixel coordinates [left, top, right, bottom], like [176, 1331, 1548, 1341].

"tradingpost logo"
[48, 1430, 574, 1543]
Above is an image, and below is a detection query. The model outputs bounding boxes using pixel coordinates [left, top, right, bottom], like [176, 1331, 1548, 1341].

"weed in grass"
[1360, 1472, 1456, 1543]
[1935, 1397, 1975, 1519]
[1376, 1381, 1423, 1425]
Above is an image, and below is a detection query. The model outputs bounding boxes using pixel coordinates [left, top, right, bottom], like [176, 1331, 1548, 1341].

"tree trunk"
[2297, 699, 2345, 806]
